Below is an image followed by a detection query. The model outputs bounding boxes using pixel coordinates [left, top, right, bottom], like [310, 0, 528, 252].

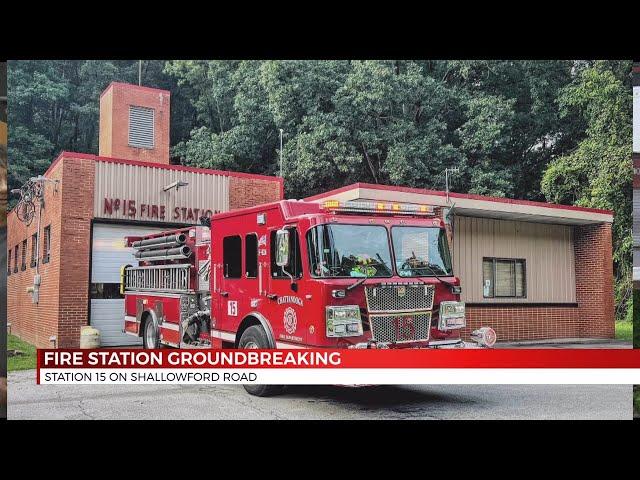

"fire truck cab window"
[306, 224, 393, 278]
[270, 229, 302, 279]
[245, 234, 258, 278]
[391, 226, 452, 277]
[223, 236, 242, 279]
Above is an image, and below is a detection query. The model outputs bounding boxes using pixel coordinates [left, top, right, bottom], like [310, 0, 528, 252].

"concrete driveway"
[7, 369, 632, 420]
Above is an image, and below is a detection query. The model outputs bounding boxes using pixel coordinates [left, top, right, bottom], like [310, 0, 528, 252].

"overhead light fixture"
[163, 180, 189, 192]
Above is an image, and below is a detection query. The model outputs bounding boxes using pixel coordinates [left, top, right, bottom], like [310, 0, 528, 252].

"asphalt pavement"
[8, 369, 632, 420]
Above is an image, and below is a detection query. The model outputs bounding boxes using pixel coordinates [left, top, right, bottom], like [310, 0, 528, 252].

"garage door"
[90, 223, 168, 346]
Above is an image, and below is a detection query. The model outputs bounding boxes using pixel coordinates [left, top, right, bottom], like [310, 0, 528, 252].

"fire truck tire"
[142, 314, 160, 349]
[239, 325, 284, 397]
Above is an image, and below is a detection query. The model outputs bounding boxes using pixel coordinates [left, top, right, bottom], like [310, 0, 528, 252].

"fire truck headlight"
[326, 306, 363, 337]
[438, 301, 466, 330]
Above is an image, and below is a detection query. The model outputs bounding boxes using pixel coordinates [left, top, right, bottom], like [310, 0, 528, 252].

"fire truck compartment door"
[90, 223, 167, 346]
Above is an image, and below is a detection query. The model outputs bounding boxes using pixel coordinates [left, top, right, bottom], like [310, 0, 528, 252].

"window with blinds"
[42, 225, 51, 264]
[21, 239, 27, 271]
[128, 105, 155, 149]
[31, 233, 37, 267]
[482, 257, 526, 298]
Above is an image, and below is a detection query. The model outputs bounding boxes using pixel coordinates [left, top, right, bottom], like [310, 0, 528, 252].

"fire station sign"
[102, 198, 218, 223]
[93, 160, 230, 224]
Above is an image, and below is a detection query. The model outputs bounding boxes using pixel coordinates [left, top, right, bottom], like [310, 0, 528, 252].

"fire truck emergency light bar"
[322, 199, 435, 215]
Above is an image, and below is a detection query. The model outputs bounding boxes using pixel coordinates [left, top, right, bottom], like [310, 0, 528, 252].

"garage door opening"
[90, 223, 167, 346]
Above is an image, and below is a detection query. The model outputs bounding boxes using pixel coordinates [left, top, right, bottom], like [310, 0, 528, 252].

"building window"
[128, 105, 155, 149]
[7, 248, 11, 276]
[42, 225, 51, 264]
[271, 229, 303, 279]
[483, 258, 526, 298]
[245, 234, 258, 278]
[30, 233, 38, 268]
[13, 245, 18, 273]
[21, 239, 27, 271]
[223, 235, 242, 279]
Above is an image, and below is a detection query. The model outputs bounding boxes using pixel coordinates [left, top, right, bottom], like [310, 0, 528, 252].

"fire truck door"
[267, 228, 306, 344]
[211, 238, 224, 335]
[219, 236, 244, 332]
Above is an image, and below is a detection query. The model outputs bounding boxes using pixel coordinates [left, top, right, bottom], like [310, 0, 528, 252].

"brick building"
[307, 184, 615, 342]
[7, 83, 283, 348]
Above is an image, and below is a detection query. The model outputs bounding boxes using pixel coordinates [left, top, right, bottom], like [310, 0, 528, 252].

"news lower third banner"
[37, 349, 640, 385]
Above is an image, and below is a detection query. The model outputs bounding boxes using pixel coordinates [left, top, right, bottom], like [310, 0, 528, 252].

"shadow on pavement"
[279, 384, 469, 409]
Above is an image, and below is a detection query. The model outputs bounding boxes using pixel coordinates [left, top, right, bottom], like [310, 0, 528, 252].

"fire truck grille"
[365, 284, 434, 313]
[369, 312, 432, 344]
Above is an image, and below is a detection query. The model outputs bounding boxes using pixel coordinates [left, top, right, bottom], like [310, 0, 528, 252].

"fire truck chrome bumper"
[430, 340, 482, 349]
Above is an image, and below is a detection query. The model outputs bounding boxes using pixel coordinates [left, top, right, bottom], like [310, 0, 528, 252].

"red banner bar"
[37, 348, 640, 370]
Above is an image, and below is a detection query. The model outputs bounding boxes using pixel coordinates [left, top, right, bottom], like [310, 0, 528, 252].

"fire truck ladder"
[124, 264, 192, 293]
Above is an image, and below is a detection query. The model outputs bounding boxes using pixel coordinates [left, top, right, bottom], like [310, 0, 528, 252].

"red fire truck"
[122, 199, 496, 396]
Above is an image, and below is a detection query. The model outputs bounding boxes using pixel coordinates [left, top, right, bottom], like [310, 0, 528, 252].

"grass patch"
[8, 334, 37, 371]
[615, 320, 633, 341]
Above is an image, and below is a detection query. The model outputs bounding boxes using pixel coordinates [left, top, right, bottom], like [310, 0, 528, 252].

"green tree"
[541, 61, 633, 320]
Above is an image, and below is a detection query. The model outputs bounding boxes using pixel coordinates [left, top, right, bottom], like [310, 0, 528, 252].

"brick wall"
[7, 161, 64, 348]
[229, 176, 283, 210]
[56, 157, 95, 347]
[574, 222, 615, 338]
[99, 83, 170, 165]
[462, 306, 581, 342]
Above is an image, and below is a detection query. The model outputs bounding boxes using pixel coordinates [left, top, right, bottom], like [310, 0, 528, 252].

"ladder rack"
[124, 264, 192, 293]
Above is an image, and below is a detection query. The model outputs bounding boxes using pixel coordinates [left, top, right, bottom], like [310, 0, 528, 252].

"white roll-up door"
[91, 223, 167, 346]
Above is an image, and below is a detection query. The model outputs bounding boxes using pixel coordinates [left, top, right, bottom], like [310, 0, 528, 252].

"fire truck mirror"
[275, 229, 290, 267]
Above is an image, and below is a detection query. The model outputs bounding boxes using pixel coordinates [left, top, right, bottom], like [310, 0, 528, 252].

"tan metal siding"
[453, 216, 576, 303]
[93, 161, 230, 223]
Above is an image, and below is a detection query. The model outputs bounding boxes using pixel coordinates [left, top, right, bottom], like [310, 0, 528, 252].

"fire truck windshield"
[391, 226, 453, 277]
[306, 224, 393, 278]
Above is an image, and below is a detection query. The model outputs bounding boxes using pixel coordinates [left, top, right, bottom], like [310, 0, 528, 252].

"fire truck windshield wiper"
[346, 275, 369, 291]
[415, 263, 454, 287]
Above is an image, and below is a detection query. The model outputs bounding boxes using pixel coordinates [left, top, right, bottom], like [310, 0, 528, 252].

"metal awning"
[307, 184, 613, 226]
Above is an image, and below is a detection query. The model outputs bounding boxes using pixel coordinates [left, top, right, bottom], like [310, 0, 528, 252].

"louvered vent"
[128, 105, 155, 149]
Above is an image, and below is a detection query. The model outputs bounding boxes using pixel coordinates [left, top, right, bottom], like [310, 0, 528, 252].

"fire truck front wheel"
[239, 325, 284, 397]
[142, 314, 160, 349]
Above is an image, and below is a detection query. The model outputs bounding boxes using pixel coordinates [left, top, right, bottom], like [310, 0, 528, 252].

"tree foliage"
[542, 61, 633, 320]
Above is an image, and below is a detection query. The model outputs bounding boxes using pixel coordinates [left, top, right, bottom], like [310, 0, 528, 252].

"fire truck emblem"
[283, 307, 297, 334]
